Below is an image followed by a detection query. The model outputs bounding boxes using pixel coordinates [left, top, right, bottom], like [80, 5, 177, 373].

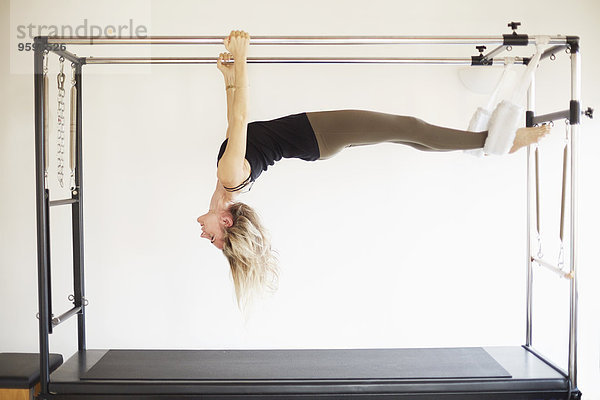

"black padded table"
[0, 353, 63, 388]
[48, 346, 570, 399]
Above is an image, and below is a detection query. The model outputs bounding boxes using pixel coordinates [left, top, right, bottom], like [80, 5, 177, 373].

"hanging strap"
[556, 122, 570, 272]
[534, 144, 543, 258]
[510, 36, 550, 104]
[560, 122, 570, 242]
[485, 57, 515, 111]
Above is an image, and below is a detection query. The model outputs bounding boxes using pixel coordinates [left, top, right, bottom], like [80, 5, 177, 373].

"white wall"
[1, 0, 599, 397]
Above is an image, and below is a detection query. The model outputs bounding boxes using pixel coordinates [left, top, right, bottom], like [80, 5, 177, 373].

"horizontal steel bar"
[50, 48, 84, 65]
[49, 198, 78, 207]
[45, 35, 570, 46]
[84, 56, 528, 65]
[533, 110, 570, 125]
[51, 306, 82, 327]
[532, 256, 573, 279]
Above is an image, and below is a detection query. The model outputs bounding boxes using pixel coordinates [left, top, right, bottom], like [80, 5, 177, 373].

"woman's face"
[197, 210, 229, 250]
[197, 210, 233, 250]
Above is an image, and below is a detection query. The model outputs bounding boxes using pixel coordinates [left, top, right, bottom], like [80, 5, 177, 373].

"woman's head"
[222, 202, 279, 310]
[196, 209, 232, 250]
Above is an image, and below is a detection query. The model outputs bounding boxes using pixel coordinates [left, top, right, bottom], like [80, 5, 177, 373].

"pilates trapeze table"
[33, 28, 583, 400]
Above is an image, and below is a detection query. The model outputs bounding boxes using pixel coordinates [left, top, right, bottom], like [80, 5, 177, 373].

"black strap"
[223, 175, 252, 192]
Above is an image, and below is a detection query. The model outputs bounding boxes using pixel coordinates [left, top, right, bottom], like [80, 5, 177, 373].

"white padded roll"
[464, 107, 491, 157]
[484, 100, 524, 155]
[468, 107, 491, 132]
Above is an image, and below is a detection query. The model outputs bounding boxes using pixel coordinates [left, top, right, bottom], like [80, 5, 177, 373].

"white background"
[1, 0, 599, 397]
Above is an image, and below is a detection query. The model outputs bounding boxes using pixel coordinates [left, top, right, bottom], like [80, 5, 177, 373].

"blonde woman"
[197, 30, 551, 310]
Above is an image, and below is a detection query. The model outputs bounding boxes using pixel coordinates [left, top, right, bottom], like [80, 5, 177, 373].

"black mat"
[81, 347, 511, 381]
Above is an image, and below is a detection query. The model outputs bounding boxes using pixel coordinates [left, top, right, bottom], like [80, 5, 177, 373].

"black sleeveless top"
[217, 112, 320, 192]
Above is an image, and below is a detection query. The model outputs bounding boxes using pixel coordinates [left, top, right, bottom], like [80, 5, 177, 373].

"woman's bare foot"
[509, 125, 552, 153]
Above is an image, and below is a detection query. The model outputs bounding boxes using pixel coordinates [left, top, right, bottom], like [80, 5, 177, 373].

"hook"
[557, 243, 565, 271]
[71, 63, 77, 85]
[536, 234, 543, 259]
[57, 57, 66, 90]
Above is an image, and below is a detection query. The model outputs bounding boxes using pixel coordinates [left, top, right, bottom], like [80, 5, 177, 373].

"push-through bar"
[46, 35, 570, 46]
[51, 306, 82, 327]
[49, 198, 78, 207]
[532, 257, 573, 280]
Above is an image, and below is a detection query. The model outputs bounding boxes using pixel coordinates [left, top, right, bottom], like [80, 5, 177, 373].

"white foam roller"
[468, 107, 491, 132]
[484, 100, 524, 155]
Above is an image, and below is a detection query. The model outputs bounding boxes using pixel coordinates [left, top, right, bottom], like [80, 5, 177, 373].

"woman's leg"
[306, 109, 486, 160]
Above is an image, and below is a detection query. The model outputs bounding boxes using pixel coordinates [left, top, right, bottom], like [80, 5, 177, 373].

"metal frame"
[45, 35, 569, 45]
[83, 56, 529, 65]
[33, 33, 582, 400]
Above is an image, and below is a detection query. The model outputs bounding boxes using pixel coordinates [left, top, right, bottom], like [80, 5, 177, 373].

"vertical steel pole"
[568, 42, 581, 390]
[71, 62, 87, 350]
[34, 36, 51, 398]
[525, 76, 535, 347]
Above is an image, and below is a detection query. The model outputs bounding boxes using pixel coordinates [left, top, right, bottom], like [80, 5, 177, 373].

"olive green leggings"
[305, 110, 488, 160]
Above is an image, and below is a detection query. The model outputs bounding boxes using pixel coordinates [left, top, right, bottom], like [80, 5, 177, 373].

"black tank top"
[217, 112, 320, 191]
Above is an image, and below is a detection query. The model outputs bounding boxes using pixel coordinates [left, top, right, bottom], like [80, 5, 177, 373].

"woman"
[197, 30, 550, 310]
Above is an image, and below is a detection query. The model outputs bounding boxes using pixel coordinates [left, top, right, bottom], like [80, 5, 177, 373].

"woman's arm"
[218, 52, 235, 132]
[225, 86, 235, 132]
[217, 31, 251, 188]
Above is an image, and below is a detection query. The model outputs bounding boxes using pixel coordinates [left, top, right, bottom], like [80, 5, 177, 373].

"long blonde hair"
[222, 202, 279, 311]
